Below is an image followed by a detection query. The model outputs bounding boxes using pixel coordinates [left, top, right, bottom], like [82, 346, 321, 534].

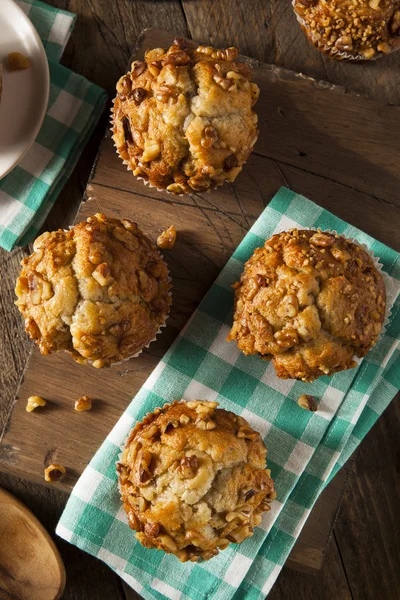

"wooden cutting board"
[1, 28, 399, 574]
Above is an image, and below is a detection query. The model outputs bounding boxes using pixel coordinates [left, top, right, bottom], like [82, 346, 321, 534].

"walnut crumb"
[44, 463, 66, 483]
[26, 396, 46, 412]
[297, 394, 318, 412]
[8, 52, 30, 71]
[157, 225, 177, 250]
[74, 395, 92, 412]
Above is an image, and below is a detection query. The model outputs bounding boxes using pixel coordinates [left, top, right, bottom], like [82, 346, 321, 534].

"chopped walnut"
[26, 395, 46, 412]
[74, 395, 92, 412]
[44, 464, 66, 483]
[157, 225, 177, 250]
[8, 52, 30, 71]
[297, 394, 317, 412]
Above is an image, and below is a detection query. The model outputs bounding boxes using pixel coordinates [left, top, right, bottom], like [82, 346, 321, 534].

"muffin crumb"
[8, 52, 30, 71]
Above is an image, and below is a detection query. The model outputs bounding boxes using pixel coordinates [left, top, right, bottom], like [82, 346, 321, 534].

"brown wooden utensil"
[0, 488, 66, 600]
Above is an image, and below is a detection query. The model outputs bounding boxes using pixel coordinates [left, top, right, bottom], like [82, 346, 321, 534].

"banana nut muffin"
[293, 0, 400, 60]
[227, 230, 386, 382]
[118, 400, 275, 561]
[15, 214, 171, 368]
[112, 38, 259, 194]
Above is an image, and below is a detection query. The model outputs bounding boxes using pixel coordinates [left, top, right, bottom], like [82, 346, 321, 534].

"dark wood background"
[0, 2, 399, 599]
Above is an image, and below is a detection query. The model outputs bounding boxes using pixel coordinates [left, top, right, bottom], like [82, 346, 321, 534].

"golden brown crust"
[118, 400, 275, 561]
[227, 229, 386, 382]
[111, 40, 259, 194]
[15, 214, 171, 367]
[293, 0, 400, 60]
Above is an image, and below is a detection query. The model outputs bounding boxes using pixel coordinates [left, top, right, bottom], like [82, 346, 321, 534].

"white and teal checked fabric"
[57, 189, 400, 600]
[0, 0, 107, 251]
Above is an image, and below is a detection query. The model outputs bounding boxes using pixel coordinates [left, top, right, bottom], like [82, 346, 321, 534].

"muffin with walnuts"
[15, 214, 171, 368]
[118, 400, 275, 562]
[112, 38, 259, 195]
[227, 229, 386, 382]
[293, 0, 400, 60]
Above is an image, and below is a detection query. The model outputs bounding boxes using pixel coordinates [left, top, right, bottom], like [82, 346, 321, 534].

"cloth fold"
[0, 0, 107, 251]
[57, 188, 400, 600]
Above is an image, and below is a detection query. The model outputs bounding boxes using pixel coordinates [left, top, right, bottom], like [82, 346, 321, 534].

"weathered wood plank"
[334, 397, 400, 599]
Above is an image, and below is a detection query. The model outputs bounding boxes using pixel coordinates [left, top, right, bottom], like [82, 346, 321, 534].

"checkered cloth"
[57, 188, 400, 600]
[0, 0, 107, 251]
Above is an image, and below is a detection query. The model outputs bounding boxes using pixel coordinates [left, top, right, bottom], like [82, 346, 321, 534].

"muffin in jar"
[15, 214, 171, 368]
[293, 0, 400, 60]
[118, 400, 275, 561]
[227, 229, 386, 382]
[112, 38, 259, 195]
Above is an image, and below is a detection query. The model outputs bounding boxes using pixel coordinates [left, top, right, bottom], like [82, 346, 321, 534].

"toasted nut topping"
[297, 394, 317, 412]
[201, 125, 219, 148]
[237, 426, 259, 441]
[228, 525, 253, 544]
[224, 154, 239, 170]
[159, 534, 177, 552]
[26, 395, 46, 412]
[142, 138, 160, 162]
[179, 455, 198, 479]
[141, 424, 159, 439]
[166, 183, 185, 194]
[131, 61, 147, 78]
[179, 414, 190, 425]
[8, 52, 30, 71]
[44, 464, 66, 483]
[244, 489, 257, 502]
[206, 420, 216, 430]
[117, 463, 129, 485]
[225, 511, 238, 522]
[132, 87, 147, 105]
[144, 522, 161, 537]
[74, 395, 92, 412]
[92, 262, 114, 286]
[122, 116, 133, 144]
[157, 225, 177, 249]
[310, 232, 334, 248]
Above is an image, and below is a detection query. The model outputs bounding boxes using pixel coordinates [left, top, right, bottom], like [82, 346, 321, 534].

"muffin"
[293, 0, 400, 60]
[112, 38, 259, 194]
[227, 229, 386, 382]
[118, 400, 275, 561]
[15, 214, 171, 368]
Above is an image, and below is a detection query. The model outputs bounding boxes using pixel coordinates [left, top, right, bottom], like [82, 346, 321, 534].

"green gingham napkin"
[57, 188, 400, 600]
[0, 0, 107, 251]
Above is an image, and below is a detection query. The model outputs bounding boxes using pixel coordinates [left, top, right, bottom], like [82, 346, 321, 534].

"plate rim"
[0, 0, 50, 180]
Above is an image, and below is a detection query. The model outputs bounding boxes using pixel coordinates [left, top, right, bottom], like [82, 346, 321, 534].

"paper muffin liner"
[291, 0, 400, 61]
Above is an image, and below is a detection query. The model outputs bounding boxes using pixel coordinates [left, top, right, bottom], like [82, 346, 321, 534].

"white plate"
[0, 0, 50, 180]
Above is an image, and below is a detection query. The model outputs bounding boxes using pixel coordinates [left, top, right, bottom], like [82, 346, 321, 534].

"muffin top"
[118, 400, 275, 562]
[227, 229, 386, 382]
[293, 0, 400, 60]
[112, 39, 259, 194]
[15, 214, 171, 367]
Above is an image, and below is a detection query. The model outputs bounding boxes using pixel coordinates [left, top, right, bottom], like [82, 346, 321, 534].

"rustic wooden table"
[0, 2, 399, 599]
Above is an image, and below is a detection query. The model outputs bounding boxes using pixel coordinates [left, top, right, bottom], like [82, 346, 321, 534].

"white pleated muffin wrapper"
[291, 0, 400, 61]
[62, 225, 172, 367]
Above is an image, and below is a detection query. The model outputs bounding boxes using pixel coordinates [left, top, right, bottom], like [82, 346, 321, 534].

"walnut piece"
[297, 394, 317, 412]
[26, 395, 46, 412]
[74, 395, 92, 412]
[8, 52, 30, 71]
[44, 464, 66, 483]
[157, 225, 177, 250]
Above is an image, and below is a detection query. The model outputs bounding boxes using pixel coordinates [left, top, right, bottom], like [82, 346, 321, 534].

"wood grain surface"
[0, 488, 65, 600]
[0, 3, 399, 599]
